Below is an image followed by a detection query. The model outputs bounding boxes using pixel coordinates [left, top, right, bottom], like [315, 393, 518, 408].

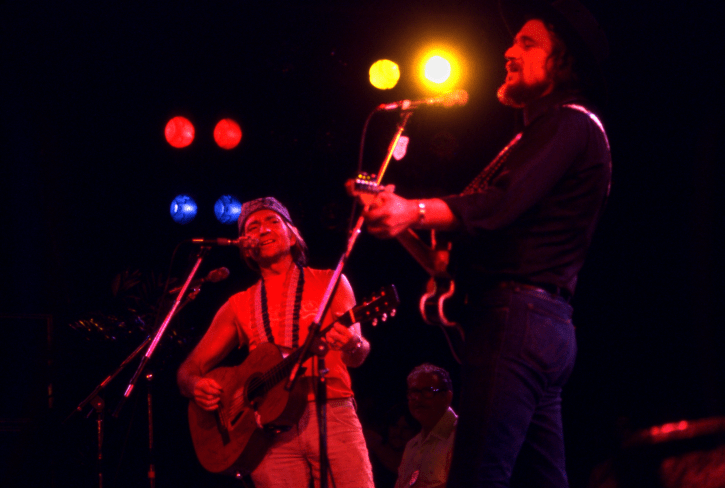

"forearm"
[364, 194, 460, 239]
[177, 358, 203, 399]
[341, 335, 370, 367]
[413, 198, 460, 232]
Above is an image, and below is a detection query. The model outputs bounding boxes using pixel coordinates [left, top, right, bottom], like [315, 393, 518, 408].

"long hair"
[541, 17, 608, 106]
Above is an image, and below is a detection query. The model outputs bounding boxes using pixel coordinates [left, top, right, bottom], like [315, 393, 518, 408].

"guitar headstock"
[345, 173, 383, 206]
[337, 284, 399, 327]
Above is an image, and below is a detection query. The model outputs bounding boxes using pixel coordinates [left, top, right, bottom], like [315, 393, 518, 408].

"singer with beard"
[360, 1, 611, 486]
[177, 197, 374, 488]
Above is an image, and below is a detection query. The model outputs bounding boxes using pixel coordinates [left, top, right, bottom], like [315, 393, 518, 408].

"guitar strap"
[461, 132, 522, 195]
[251, 264, 305, 348]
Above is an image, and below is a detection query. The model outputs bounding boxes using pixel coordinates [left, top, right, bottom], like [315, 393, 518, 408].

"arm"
[362, 189, 460, 239]
[323, 274, 371, 367]
[177, 301, 245, 410]
[365, 109, 591, 237]
[443, 109, 591, 232]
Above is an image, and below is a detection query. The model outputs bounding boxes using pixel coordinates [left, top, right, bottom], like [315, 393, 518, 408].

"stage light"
[165, 116, 195, 148]
[214, 195, 242, 224]
[369, 59, 400, 90]
[214, 118, 242, 149]
[424, 56, 451, 84]
[417, 48, 463, 94]
[170, 195, 198, 224]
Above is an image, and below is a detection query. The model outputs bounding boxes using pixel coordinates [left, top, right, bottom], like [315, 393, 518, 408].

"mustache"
[506, 61, 521, 72]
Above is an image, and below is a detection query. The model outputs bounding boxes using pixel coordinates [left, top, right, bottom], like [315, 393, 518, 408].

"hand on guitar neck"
[360, 185, 419, 239]
[346, 176, 459, 239]
[347, 175, 454, 280]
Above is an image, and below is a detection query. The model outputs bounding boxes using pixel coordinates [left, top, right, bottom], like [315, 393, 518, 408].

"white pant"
[251, 398, 374, 488]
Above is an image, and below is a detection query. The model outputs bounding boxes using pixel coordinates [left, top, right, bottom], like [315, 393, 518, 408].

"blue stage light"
[170, 195, 198, 224]
[214, 195, 242, 224]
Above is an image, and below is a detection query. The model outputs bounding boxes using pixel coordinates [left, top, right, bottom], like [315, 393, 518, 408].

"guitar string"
[224, 267, 302, 421]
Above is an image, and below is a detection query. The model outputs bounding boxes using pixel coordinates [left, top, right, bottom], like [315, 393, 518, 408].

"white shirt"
[395, 407, 457, 488]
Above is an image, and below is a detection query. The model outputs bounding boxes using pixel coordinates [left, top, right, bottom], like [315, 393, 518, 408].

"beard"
[497, 76, 553, 108]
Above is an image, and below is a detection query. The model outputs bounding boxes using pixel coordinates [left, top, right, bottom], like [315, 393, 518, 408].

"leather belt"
[498, 280, 572, 302]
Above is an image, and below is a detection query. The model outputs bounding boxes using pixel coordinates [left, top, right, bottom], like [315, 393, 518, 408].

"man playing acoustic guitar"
[177, 196, 374, 488]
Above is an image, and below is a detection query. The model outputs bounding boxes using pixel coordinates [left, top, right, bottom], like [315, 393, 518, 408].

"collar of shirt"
[414, 407, 457, 446]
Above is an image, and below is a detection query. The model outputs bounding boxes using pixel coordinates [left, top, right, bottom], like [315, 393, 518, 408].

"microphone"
[190, 236, 259, 248]
[377, 89, 469, 111]
[168, 267, 230, 294]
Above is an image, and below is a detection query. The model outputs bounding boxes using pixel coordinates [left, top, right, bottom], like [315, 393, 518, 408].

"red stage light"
[165, 116, 195, 148]
[214, 118, 242, 149]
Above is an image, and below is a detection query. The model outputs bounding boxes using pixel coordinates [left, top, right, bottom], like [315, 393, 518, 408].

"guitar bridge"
[263, 424, 292, 435]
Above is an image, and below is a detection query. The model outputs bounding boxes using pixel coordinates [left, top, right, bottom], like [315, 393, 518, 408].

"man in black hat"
[361, 1, 611, 485]
[178, 197, 374, 487]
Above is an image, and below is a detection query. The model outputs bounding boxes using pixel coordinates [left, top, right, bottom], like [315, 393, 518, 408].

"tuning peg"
[372, 318, 378, 327]
[391, 309, 396, 317]
[381, 313, 388, 322]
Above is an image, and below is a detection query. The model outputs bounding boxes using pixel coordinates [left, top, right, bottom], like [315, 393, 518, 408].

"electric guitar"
[347, 175, 465, 362]
[188, 285, 399, 475]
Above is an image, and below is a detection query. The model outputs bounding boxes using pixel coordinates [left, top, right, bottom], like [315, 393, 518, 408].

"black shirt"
[442, 91, 611, 296]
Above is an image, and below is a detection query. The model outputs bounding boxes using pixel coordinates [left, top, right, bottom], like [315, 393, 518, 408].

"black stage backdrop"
[2, 1, 724, 487]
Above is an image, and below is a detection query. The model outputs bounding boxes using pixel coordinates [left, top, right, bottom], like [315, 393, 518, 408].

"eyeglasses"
[406, 387, 444, 399]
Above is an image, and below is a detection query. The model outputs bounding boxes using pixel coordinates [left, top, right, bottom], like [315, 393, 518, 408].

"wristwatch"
[417, 200, 426, 224]
[342, 335, 363, 354]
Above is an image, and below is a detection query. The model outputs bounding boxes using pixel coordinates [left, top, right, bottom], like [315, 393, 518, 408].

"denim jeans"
[447, 283, 577, 488]
[250, 398, 374, 488]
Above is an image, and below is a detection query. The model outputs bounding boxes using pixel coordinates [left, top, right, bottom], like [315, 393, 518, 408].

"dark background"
[2, 1, 724, 487]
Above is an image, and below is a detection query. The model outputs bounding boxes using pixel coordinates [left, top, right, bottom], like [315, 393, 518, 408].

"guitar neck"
[251, 284, 399, 398]
[257, 312, 357, 393]
[396, 229, 451, 279]
[346, 176, 450, 278]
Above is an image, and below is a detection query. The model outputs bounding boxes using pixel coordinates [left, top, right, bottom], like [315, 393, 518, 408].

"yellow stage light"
[369, 59, 400, 90]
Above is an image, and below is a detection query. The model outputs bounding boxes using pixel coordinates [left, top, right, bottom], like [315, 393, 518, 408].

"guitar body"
[187, 286, 398, 475]
[420, 276, 457, 328]
[188, 342, 308, 475]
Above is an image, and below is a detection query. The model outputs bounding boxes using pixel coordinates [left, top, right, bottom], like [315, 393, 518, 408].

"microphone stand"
[113, 246, 211, 418]
[63, 337, 152, 488]
[146, 371, 156, 488]
[285, 109, 414, 487]
[92, 395, 105, 488]
[64, 246, 212, 487]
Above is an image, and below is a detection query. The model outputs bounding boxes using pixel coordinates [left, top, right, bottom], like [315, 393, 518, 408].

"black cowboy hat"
[498, 0, 609, 65]
[498, 0, 610, 103]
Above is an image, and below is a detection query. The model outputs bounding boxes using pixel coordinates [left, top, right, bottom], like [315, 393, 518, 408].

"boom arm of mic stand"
[284, 109, 414, 488]
[113, 246, 211, 418]
[285, 109, 414, 390]
[63, 336, 151, 424]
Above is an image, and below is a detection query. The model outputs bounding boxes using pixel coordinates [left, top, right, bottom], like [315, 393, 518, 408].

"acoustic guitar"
[188, 285, 399, 475]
